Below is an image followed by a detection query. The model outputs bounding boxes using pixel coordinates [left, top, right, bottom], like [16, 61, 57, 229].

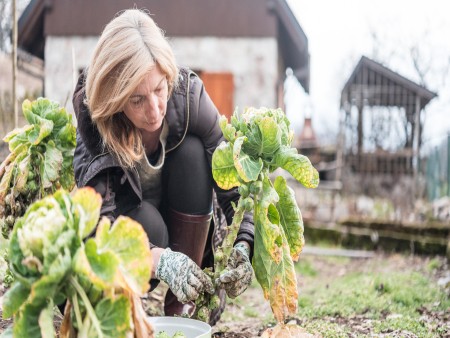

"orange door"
[198, 72, 234, 120]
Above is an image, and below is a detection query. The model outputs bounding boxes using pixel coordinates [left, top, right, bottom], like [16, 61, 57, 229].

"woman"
[72, 9, 254, 325]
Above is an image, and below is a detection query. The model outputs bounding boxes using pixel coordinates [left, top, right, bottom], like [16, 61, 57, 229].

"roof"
[18, 0, 309, 91]
[341, 56, 437, 110]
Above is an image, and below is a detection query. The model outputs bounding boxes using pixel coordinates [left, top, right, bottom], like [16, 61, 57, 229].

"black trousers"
[124, 135, 214, 248]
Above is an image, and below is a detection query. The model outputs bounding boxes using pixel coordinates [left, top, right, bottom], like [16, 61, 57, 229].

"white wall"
[170, 37, 278, 110]
[45, 36, 99, 120]
[45, 36, 278, 120]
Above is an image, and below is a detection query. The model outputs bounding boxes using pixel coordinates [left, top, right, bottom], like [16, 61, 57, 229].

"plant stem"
[214, 197, 246, 279]
[71, 293, 83, 332]
[69, 276, 103, 338]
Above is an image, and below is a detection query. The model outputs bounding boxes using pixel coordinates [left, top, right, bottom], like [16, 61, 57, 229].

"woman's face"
[123, 65, 168, 134]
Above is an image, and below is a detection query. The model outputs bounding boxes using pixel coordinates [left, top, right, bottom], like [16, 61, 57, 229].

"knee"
[124, 201, 169, 248]
[173, 136, 205, 164]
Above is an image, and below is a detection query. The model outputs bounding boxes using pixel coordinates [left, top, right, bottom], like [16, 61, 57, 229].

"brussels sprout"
[208, 294, 220, 310]
[196, 306, 210, 323]
[214, 249, 224, 263]
[238, 184, 250, 198]
[249, 181, 263, 195]
[242, 197, 254, 212]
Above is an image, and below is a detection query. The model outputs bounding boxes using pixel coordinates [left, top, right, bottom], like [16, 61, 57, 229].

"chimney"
[298, 117, 317, 148]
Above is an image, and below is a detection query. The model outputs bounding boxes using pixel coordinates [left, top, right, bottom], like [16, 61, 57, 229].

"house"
[18, 0, 310, 119]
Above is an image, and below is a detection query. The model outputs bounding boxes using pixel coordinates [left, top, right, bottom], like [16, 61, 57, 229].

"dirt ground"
[0, 250, 448, 337]
[143, 250, 449, 337]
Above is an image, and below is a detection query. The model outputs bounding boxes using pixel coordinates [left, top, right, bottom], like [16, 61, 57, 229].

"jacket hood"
[72, 73, 106, 155]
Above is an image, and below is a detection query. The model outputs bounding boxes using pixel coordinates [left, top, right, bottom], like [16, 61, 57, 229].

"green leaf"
[212, 141, 240, 190]
[273, 146, 319, 188]
[219, 115, 236, 142]
[232, 136, 263, 182]
[73, 237, 119, 290]
[273, 176, 305, 261]
[252, 176, 283, 298]
[26, 114, 54, 146]
[57, 123, 76, 148]
[38, 300, 55, 338]
[43, 229, 76, 274]
[258, 116, 282, 156]
[91, 295, 132, 338]
[40, 141, 63, 188]
[72, 187, 102, 239]
[95, 216, 152, 295]
[2, 282, 30, 318]
[13, 302, 42, 338]
[3, 124, 33, 152]
[59, 153, 75, 190]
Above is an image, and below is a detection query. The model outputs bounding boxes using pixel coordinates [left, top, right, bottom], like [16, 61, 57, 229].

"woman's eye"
[131, 98, 143, 106]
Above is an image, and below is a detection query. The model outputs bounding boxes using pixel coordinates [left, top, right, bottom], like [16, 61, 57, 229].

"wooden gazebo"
[340, 56, 437, 176]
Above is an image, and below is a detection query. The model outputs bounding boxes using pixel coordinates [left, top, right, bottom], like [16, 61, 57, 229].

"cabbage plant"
[1, 188, 153, 338]
[0, 98, 76, 238]
[210, 107, 319, 324]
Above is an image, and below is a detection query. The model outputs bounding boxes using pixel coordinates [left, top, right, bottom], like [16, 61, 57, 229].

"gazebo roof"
[341, 56, 437, 111]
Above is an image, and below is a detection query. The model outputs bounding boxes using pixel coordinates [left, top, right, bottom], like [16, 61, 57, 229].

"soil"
[0, 250, 448, 337]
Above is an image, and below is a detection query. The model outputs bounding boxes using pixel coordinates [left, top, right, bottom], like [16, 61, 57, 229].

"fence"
[425, 134, 450, 201]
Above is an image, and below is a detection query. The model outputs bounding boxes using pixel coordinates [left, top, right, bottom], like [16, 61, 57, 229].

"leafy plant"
[1, 187, 154, 338]
[209, 107, 319, 326]
[0, 98, 76, 238]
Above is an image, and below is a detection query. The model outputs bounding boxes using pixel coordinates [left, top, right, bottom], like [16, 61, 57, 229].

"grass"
[216, 253, 449, 337]
[295, 256, 450, 337]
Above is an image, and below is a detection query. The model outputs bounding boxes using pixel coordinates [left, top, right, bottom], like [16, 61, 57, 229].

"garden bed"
[1, 248, 448, 337]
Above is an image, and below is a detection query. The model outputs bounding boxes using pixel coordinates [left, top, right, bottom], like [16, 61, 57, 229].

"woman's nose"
[147, 94, 160, 116]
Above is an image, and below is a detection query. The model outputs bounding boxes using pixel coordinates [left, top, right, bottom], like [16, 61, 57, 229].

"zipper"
[166, 70, 193, 154]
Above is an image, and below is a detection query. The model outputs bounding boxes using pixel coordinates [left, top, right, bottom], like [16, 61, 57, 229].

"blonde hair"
[85, 9, 178, 167]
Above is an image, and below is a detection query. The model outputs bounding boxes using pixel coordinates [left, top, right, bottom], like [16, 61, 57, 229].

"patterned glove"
[156, 248, 214, 303]
[216, 242, 253, 298]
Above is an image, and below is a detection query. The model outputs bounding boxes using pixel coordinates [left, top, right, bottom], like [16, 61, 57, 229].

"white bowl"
[148, 316, 212, 338]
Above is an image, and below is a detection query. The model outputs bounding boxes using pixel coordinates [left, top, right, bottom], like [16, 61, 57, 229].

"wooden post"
[12, 0, 18, 128]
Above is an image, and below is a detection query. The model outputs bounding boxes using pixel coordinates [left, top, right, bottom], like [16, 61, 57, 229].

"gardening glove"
[216, 242, 253, 298]
[155, 248, 214, 303]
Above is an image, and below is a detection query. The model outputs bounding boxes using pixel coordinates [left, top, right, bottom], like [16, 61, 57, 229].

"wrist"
[234, 241, 250, 257]
[152, 247, 168, 279]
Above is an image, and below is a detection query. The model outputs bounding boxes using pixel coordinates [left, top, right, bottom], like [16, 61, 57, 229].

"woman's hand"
[155, 248, 214, 303]
[216, 242, 253, 298]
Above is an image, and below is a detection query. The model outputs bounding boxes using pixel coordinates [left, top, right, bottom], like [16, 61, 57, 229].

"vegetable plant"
[206, 107, 319, 326]
[1, 187, 154, 338]
[0, 98, 76, 238]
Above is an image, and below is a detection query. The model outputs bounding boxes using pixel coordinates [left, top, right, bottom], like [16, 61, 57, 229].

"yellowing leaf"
[212, 141, 240, 189]
[274, 176, 305, 261]
[233, 136, 263, 182]
[95, 216, 152, 295]
[72, 187, 102, 239]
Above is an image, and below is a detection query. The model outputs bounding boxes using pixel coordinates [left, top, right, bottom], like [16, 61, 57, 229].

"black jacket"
[72, 68, 254, 249]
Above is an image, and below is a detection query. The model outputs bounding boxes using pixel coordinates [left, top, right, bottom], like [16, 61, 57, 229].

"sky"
[284, 0, 450, 151]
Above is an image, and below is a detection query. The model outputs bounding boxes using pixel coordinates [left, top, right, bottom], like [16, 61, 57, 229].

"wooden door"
[198, 72, 234, 120]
